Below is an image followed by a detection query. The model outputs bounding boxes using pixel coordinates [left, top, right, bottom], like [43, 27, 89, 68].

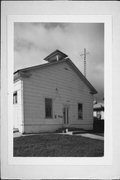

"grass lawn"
[14, 134, 104, 157]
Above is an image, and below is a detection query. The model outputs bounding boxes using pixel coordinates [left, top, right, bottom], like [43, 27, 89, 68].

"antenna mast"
[80, 48, 89, 77]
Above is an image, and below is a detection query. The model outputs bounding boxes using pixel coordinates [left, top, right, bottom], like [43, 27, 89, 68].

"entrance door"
[63, 106, 69, 125]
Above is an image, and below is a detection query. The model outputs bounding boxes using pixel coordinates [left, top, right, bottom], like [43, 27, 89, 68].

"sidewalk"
[75, 133, 104, 140]
[14, 132, 22, 138]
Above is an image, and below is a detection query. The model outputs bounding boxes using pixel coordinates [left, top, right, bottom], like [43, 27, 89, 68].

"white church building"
[13, 50, 97, 133]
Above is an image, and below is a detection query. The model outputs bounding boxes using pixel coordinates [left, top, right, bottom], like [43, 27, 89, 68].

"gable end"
[66, 59, 97, 94]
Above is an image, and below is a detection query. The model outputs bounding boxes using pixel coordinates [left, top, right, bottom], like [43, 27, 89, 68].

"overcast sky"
[14, 22, 104, 102]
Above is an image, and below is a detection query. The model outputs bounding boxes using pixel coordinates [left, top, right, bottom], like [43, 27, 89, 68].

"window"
[78, 103, 83, 119]
[13, 91, 17, 104]
[45, 98, 52, 118]
[97, 111, 101, 120]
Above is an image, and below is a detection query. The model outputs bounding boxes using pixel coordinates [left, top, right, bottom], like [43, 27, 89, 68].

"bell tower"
[44, 49, 68, 63]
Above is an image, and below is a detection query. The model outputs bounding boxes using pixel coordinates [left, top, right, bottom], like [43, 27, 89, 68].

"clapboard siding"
[23, 61, 94, 133]
[13, 80, 24, 133]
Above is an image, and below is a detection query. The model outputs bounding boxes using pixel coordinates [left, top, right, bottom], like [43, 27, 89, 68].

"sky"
[14, 22, 104, 102]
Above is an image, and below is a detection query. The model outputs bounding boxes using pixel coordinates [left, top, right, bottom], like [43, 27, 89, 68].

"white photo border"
[7, 15, 112, 165]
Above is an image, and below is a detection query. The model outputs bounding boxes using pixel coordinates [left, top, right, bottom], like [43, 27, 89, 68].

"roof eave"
[14, 59, 66, 74]
[14, 71, 32, 82]
[90, 90, 98, 95]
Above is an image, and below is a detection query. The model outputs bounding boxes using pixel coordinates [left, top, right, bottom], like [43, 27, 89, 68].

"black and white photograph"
[2, 1, 120, 178]
[13, 22, 104, 157]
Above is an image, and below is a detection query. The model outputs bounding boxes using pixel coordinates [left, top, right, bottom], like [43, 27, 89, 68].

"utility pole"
[80, 48, 89, 77]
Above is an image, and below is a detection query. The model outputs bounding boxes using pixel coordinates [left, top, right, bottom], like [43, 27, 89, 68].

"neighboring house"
[13, 50, 97, 133]
[93, 102, 104, 120]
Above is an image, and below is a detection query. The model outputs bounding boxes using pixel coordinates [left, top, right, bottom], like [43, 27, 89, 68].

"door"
[63, 106, 69, 125]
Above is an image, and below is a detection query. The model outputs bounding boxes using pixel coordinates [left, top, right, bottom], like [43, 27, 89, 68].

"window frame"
[78, 103, 83, 120]
[13, 91, 18, 104]
[45, 98, 53, 119]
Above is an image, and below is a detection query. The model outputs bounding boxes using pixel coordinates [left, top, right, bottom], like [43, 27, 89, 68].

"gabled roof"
[14, 51, 97, 94]
[93, 103, 104, 111]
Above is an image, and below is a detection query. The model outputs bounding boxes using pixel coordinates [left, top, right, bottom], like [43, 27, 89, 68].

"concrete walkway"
[75, 133, 104, 140]
[14, 132, 22, 138]
[13, 131, 104, 141]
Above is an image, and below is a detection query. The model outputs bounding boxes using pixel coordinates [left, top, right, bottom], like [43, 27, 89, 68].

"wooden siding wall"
[14, 80, 23, 133]
[23, 62, 94, 133]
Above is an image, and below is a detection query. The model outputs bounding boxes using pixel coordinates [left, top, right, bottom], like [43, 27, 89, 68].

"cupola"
[44, 49, 68, 63]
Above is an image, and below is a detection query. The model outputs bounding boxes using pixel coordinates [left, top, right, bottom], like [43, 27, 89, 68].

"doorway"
[63, 106, 69, 126]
